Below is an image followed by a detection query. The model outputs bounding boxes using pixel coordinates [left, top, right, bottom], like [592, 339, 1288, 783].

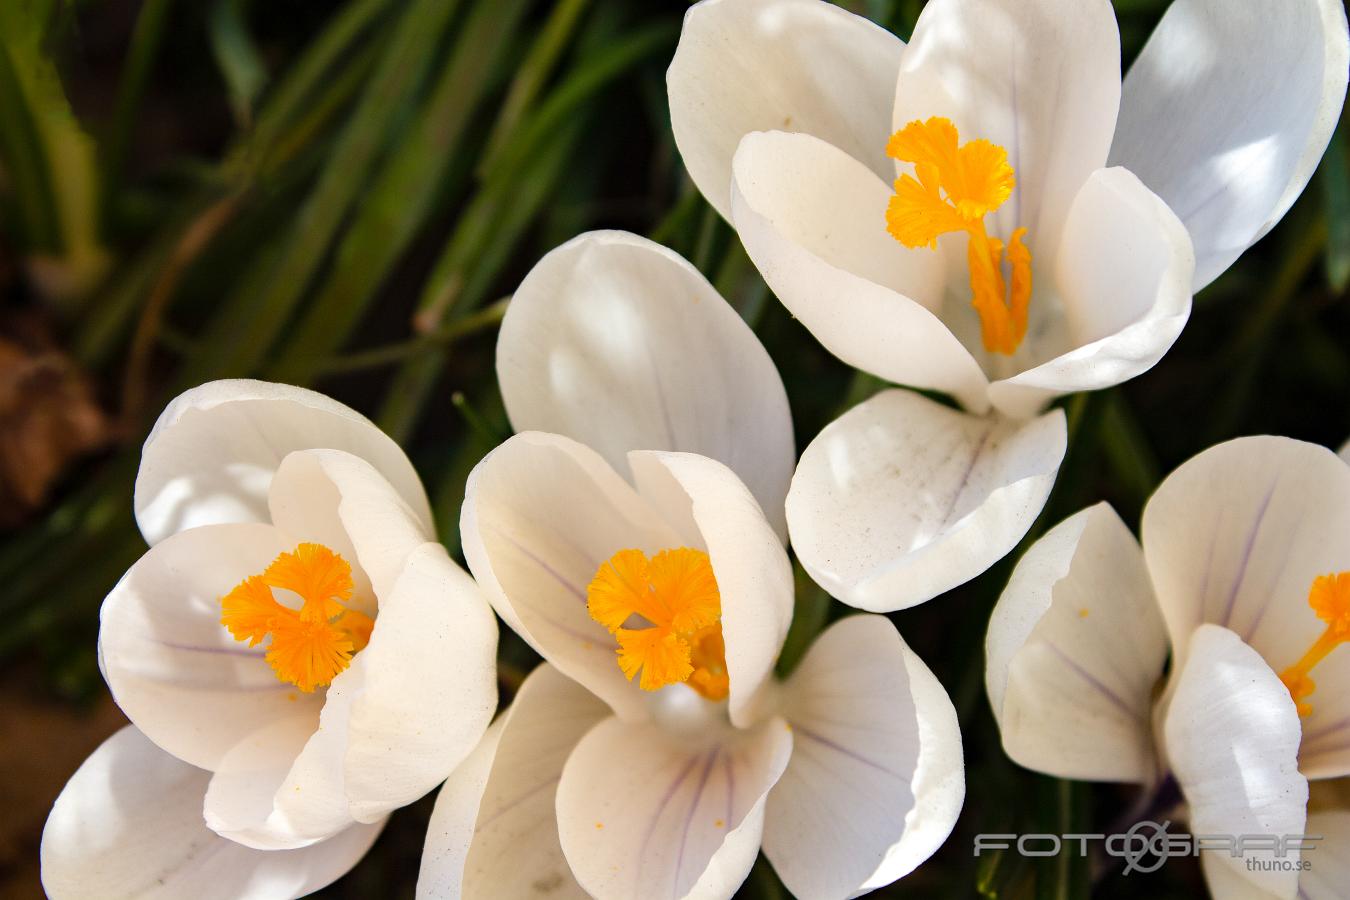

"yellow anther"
[220, 543, 374, 692]
[586, 547, 729, 701]
[1279, 572, 1350, 717]
[885, 116, 1032, 355]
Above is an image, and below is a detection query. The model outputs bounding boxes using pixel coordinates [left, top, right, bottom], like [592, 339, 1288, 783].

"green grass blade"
[209, 0, 270, 128]
[267, 0, 531, 385]
[180, 0, 461, 385]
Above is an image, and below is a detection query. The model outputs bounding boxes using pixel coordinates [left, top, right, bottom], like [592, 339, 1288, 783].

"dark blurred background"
[0, 1, 1346, 897]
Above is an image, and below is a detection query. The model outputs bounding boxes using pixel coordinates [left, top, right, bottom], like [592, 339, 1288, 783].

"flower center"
[1278, 571, 1350, 717]
[585, 547, 729, 701]
[220, 542, 375, 692]
[885, 116, 1032, 356]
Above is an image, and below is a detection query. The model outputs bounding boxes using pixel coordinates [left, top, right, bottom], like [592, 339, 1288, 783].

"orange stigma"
[885, 116, 1032, 355]
[1279, 572, 1350, 717]
[586, 547, 729, 701]
[220, 542, 374, 692]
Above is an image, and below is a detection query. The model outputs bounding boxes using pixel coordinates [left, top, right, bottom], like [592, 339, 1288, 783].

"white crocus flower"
[986, 435, 1350, 899]
[416, 231, 964, 900]
[41, 380, 498, 898]
[667, 0, 1347, 612]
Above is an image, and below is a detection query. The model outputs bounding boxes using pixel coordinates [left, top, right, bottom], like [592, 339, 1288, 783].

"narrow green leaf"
[209, 0, 269, 128]
[268, 0, 530, 385]
[224, 0, 391, 178]
[0, 2, 110, 308]
[180, 0, 460, 386]
[478, 0, 593, 172]
[104, 0, 174, 223]
[377, 20, 677, 440]
[1097, 390, 1160, 509]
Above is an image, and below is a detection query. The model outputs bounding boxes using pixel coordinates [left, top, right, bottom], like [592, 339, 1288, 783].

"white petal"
[893, 0, 1122, 260]
[731, 130, 990, 412]
[787, 389, 1065, 612]
[98, 522, 322, 773]
[135, 380, 431, 545]
[418, 664, 609, 899]
[630, 451, 793, 727]
[763, 615, 963, 897]
[1339, 437, 1350, 464]
[1297, 646, 1350, 779]
[40, 726, 381, 900]
[1300, 805, 1350, 900]
[1110, 0, 1350, 289]
[204, 669, 362, 849]
[986, 504, 1167, 782]
[555, 715, 792, 900]
[668, 0, 903, 218]
[987, 168, 1195, 419]
[1163, 625, 1308, 900]
[1199, 852, 1282, 900]
[1140, 436, 1350, 676]
[343, 542, 498, 823]
[461, 432, 681, 722]
[268, 448, 433, 609]
[498, 231, 794, 538]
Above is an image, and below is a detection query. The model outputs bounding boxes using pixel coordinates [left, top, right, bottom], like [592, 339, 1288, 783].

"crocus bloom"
[986, 436, 1350, 899]
[42, 381, 498, 898]
[668, 0, 1347, 612]
[416, 231, 964, 899]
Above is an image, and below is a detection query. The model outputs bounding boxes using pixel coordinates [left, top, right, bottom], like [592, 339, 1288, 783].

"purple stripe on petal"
[491, 525, 586, 601]
[1302, 714, 1350, 748]
[936, 425, 994, 532]
[1243, 521, 1301, 645]
[475, 775, 561, 832]
[1220, 481, 1279, 628]
[673, 749, 719, 899]
[793, 725, 906, 781]
[488, 524, 612, 649]
[639, 752, 700, 869]
[723, 752, 735, 833]
[1045, 643, 1141, 724]
[153, 638, 266, 658]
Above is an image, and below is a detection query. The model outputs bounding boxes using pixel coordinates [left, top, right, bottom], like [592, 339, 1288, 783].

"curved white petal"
[630, 451, 793, 727]
[731, 130, 990, 412]
[203, 669, 362, 849]
[1339, 437, 1350, 464]
[763, 615, 963, 897]
[268, 448, 433, 614]
[1111, 0, 1350, 289]
[1140, 436, 1350, 676]
[556, 715, 792, 900]
[986, 504, 1167, 782]
[668, 0, 904, 218]
[418, 665, 608, 899]
[343, 542, 498, 823]
[893, 0, 1122, 261]
[1296, 646, 1350, 779]
[98, 522, 322, 773]
[498, 231, 794, 538]
[1299, 805, 1350, 900]
[987, 168, 1195, 419]
[135, 380, 431, 546]
[1163, 625, 1307, 900]
[461, 432, 681, 722]
[41, 726, 381, 900]
[787, 389, 1065, 612]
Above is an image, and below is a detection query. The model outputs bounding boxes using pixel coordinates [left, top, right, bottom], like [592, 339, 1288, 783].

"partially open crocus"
[416, 231, 965, 899]
[668, 0, 1346, 612]
[41, 380, 498, 898]
[986, 436, 1350, 899]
